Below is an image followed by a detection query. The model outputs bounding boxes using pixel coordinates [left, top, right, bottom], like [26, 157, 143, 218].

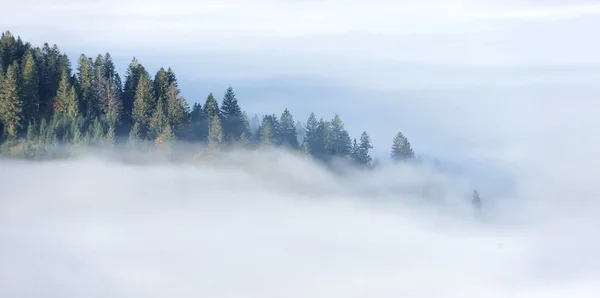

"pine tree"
[55, 71, 79, 120]
[472, 190, 482, 210]
[76, 54, 94, 117]
[166, 83, 189, 133]
[329, 114, 352, 157]
[295, 120, 305, 145]
[352, 132, 373, 166]
[279, 108, 299, 149]
[391, 131, 414, 162]
[189, 102, 205, 141]
[20, 51, 40, 123]
[122, 57, 146, 126]
[128, 121, 142, 148]
[153, 68, 169, 106]
[259, 120, 273, 146]
[203, 93, 220, 119]
[238, 131, 250, 148]
[132, 72, 153, 137]
[220, 87, 244, 141]
[91, 117, 104, 145]
[0, 31, 16, 71]
[0, 62, 22, 138]
[149, 99, 168, 140]
[26, 120, 37, 142]
[305, 112, 323, 157]
[208, 115, 223, 149]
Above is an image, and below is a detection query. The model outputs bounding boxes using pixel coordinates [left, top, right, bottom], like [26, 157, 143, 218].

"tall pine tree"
[0, 62, 22, 138]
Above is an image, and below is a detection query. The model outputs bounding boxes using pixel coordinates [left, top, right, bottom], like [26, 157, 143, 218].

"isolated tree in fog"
[391, 131, 414, 162]
[472, 189, 482, 209]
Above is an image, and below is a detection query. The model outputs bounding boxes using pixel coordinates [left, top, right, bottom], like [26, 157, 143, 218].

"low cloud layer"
[1, 146, 599, 298]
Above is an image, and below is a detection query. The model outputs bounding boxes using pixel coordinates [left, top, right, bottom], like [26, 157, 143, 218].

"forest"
[0, 30, 415, 166]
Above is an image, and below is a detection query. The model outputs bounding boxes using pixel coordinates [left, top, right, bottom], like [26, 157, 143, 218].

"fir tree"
[279, 108, 299, 149]
[208, 114, 223, 149]
[132, 72, 153, 137]
[220, 87, 244, 141]
[391, 131, 414, 162]
[0, 62, 22, 138]
[76, 54, 94, 117]
[20, 51, 40, 123]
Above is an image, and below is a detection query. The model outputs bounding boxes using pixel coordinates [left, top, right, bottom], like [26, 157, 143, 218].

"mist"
[1, 143, 599, 298]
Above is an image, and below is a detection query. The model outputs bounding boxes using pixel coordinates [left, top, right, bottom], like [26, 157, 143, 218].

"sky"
[2, 1, 600, 297]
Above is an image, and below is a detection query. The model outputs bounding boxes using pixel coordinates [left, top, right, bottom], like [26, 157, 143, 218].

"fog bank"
[1, 148, 599, 298]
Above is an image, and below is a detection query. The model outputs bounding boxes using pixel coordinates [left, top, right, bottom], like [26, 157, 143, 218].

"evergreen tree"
[153, 68, 169, 106]
[329, 114, 352, 157]
[259, 119, 273, 146]
[305, 112, 323, 157]
[220, 87, 244, 142]
[55, 71, 79, 120]
[128, 121, 142, 148]
[166, 83, 189, 134]
[91, 117, 104, 145]
[0, 31, 16, 71]
[472, 189, 482, 210]
[295, 120, 305, 145]
[238, 131, 250, 148]
[279, 108, 299, 149]
[20, 51, 40, 123]
[391, 131, 414, 162]
[149, 99, 168, 140]
[132, 72, 153, 137]
[351, 132, 373, 166]
[39, 43, 63, 118]
[189, 102, 205, 141]
[0, 62, 22, 138]
[26, 120, 37, 142]
[249, 113, 260, 135]
[76, 54, 94, 117]
[202, 93, 220, 119]
[208, 115, 223, 149]
[122, 57, 146, 126]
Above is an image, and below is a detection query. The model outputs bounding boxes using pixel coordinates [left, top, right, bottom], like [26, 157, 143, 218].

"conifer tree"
[76, 54, 94, 117]
[208, 115, 223, 149]
[259, 119, 273, 146]
[128, 122, 142, 148]
[122, 57, 146, 125]
[132, 72, 153, 137]
[329, 114, 352, 157]
[391, 131, 414, 162]
[149, 99, 168, 140]
[20, 51, 40, 123]
[0, 62, 22, 138]
[238, 131, 250, 148]
[279, 108, 299, 149]
[55, 71, 79, 120]
[305, 112, 321, 156]
[220, 87, 244, 141]
[0, 31, 16, 71]
[166, 83, 189, 133]
[203, 93, 220, 119]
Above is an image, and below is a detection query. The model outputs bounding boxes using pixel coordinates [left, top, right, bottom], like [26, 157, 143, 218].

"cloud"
[1, 146, 600, 298]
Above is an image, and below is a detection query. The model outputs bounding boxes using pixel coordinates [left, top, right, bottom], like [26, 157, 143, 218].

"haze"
[2, 0, 600, 297]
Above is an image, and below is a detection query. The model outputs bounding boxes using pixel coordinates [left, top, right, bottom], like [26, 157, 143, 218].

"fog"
[1, 139, 599, 298]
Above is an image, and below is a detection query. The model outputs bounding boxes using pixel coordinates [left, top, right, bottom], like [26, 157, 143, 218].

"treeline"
[0, 30, 415, 165]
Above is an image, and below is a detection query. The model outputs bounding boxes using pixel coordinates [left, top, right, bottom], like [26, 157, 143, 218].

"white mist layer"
[1, 149, 599, 298]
